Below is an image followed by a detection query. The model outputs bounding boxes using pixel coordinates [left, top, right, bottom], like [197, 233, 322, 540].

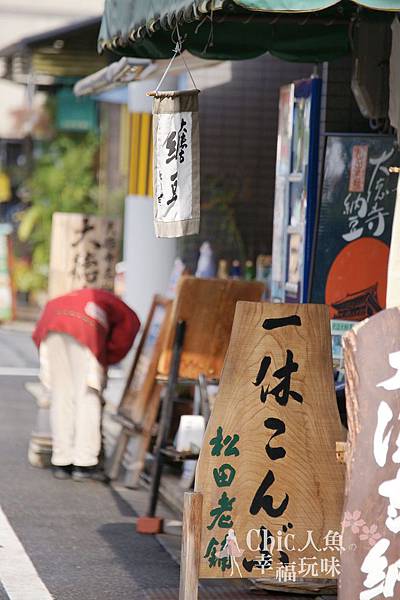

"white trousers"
[44, 333, 104, 467]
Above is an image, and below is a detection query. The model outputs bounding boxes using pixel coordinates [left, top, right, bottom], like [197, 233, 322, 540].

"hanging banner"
[152, 90, 200, 238]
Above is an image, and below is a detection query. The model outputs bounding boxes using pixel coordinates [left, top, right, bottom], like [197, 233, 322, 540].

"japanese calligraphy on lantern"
[152, 90, 200, 238]
[156, 112, 191, 220]
[340, 307, 400, 599]
[195, 302, 345, 581]
[48, 212, 121, 298]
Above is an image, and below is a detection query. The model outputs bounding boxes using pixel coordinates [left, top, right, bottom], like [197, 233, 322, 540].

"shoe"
[72, 466, 109, 483]
[52, 465, 73, 480]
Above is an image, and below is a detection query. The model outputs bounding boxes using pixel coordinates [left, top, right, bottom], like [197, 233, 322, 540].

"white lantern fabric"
[152, 89, 200, 238]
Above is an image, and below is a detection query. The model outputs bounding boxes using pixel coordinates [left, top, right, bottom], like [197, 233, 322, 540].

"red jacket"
[32, 289, 140, 367]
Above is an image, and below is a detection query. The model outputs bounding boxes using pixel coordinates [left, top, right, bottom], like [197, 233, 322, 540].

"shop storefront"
[93, 2, 400, 597]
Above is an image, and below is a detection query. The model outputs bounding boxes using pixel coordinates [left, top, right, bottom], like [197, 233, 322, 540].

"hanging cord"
[154, 24, 199, 94]
[194, 9, 215, 55]
[206, 7, 215, 52]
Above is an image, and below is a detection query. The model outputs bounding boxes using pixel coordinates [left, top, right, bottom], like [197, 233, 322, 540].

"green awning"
[98, 0, 398, 62]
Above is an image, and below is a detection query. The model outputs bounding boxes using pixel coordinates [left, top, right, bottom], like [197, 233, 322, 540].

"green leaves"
[17, 133, 100, 292]
[18, 206, 42, 242]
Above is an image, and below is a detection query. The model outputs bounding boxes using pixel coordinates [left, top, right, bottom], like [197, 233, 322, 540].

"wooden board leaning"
[108, 295, 172, 486]
[118, 295, 172, 425]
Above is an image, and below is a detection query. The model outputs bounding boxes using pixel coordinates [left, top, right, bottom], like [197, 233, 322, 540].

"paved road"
[0, 327, 312, 600]
[0, 327, 181, 600]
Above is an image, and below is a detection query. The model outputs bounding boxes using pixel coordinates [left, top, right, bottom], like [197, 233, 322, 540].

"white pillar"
[123, 77, 178, 322]
[124, 194, 176, 323]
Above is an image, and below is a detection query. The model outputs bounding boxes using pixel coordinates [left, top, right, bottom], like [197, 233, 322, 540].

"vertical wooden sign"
[340, 307, 400, 599]
[194, 302, 345, 583]
[48, 212, 121, 298]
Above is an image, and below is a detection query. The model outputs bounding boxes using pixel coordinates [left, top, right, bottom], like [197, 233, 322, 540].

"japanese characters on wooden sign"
[48, 212, 121, 298]
[340, 307, 400, 599]
[152, 90, 200, 238]
[195, 302, 345, 582]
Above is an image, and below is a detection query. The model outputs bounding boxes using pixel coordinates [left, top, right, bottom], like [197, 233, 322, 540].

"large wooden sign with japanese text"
[340, 307, 400, 599]
[195, 302, 345, 582]
[48, 212, 121, 298]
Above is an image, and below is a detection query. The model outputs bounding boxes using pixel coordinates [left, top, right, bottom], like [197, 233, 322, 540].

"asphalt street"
[0, 327, 325, 600]
[0, 326, 181, 600]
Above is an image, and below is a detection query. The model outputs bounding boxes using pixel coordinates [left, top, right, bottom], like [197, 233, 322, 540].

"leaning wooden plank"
[158, 277, 264, 380]
[118, 295, 171, 425]
[123, 383, 163, 489]
[195, 302, 345, 581]
[340, 307, 400, 599]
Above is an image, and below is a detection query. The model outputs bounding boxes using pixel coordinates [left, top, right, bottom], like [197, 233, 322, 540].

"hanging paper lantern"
[152, 89, 200, 238]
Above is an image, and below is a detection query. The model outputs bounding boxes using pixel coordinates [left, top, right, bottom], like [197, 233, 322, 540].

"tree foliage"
[17, 133, 99, 292]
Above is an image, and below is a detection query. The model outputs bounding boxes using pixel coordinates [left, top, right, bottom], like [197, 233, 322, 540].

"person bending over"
[32, 288, 140, 482]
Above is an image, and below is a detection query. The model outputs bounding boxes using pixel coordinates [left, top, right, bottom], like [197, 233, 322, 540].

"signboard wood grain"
[340, 307, 400, 599]
[158, 277, 264, 380]
[195, 302, 345, 581]
[48, 212, 121, 298]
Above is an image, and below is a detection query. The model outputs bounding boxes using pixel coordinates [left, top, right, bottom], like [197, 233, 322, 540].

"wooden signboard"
[158, 277, 265, 380]
[181, 302, 345, 598]
[48, 212, 121, 298]
[340, 307, 400, 599]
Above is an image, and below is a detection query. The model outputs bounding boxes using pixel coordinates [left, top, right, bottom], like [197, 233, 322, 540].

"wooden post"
[179, 492, 202, 600]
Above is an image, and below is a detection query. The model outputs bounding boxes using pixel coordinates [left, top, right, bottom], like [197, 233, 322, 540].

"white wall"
[124, 195, 176, 323]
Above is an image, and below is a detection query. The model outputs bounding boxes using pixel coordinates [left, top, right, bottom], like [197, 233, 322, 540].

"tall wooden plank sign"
[340, 307, 400, 599]
[48, 212, 121, 298]
[194, 302, 345, 584]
